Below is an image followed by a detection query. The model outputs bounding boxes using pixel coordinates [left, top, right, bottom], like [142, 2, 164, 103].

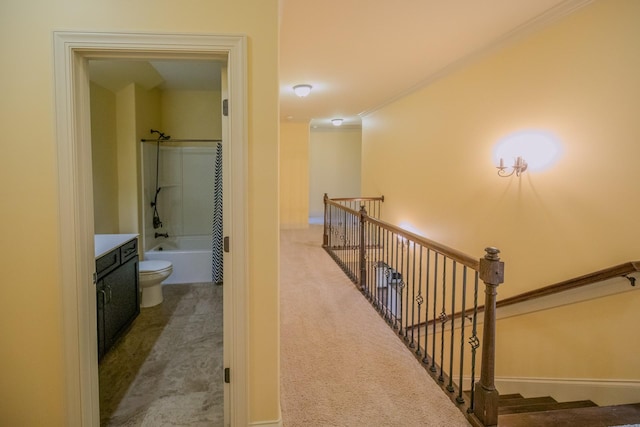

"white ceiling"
[88, 1, 593, 128]
[279, 0, 593, 128]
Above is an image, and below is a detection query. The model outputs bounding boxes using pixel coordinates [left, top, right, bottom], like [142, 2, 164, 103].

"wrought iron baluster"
[467, 271, 480, 414]
[382, 229, 390, 317]
[447, 260, 457, 393]
[393, 232, 400, 329]
[430, 253, 438, 373]
[456, 266, 468, 404]
[422, 249, 431, 365]
[409, 242, 417, 348]
[399, 235, 406, 337]
[415, 246, 423, 356]
[439, 257, 448, 383]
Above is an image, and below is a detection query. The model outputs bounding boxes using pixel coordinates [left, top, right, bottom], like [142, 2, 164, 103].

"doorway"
[88, 57, 225, 423]
[53, 32, 248, 426]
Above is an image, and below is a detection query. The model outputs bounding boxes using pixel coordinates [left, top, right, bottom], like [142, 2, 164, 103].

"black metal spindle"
[399, 236, 406, 337]
[422, 248, 431, 364]
[456, 266, 468, 404]
[415, 246, 423, 355]
[467, 271, 480, 413]
[439, 258, 447, 383]
[383, 229, 390, 318]
[430, 253, 438, 373]
[409, 243, 417, 348]
[447, 261, 457, 393]
[394, 232, 400, 330]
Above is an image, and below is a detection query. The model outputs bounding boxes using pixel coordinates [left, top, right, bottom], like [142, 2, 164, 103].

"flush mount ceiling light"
[331, 118, 343, 126]
[293, 84, 312, 97]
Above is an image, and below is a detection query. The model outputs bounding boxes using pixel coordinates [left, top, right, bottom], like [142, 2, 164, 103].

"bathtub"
[145, 235, 213, 284]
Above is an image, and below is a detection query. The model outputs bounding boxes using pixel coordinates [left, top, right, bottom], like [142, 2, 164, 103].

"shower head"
[150, 129, 171, 141]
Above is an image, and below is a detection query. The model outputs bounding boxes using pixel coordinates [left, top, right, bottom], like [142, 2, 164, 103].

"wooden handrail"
[496, 261, 639, 309]
[413, 260, 640, 331]
[365, 215, 479, 270]
[329, 196, 385, 202]
[324, 198, 361, 216]
[325, 197, 478, 269]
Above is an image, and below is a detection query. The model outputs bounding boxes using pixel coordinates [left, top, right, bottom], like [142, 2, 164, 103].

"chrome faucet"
[155, 232, 169, 238]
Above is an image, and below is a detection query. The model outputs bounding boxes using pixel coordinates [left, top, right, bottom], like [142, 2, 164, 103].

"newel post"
[473, 247, 504, 427]
[359, 205, 367, 291]
[323, 193, 329, 247]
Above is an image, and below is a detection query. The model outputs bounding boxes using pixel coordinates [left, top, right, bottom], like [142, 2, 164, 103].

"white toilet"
[139, 260, 173, 308]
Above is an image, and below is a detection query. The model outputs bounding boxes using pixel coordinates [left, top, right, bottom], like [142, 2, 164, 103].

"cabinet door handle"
[98, 289, 107, 306]
[105, 285, 112, 304]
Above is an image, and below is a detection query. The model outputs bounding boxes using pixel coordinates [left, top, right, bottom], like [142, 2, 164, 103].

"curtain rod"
[140, 138, 222, 143]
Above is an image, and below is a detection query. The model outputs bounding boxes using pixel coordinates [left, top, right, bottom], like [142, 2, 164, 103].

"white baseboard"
[249, 420, 282, 427]
[494, 376, 640, 406]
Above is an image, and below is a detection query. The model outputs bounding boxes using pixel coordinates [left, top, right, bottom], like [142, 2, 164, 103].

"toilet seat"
[139, 260, 172, 275]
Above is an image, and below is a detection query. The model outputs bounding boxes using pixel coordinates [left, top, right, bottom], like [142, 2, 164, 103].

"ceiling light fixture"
[331, 118, 343, 126]
[293, 84, 312, 97]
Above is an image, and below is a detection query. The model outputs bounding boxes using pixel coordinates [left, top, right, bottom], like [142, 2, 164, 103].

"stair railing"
[323, 194, 504, 426]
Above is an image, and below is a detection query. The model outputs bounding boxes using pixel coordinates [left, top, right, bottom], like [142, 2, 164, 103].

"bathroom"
[89, 58, 225, 424]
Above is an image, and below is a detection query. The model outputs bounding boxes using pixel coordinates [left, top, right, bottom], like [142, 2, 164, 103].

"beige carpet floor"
[280, 225, 471, 427]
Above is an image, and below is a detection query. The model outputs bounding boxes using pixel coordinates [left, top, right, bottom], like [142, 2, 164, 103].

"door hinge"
[223, 99, 229, 116]
[224, 367, 230, 383]
[224, 236, 230, 253]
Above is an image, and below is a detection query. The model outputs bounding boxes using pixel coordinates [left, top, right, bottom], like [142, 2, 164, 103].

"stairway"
[497, 393, 640, 426]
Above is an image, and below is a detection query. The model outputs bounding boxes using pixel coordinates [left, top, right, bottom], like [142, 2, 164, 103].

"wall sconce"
[497, 156, 528, 177]
[293, 84, 312, 97]
[494, 130, 562, 177]
[331, 118, 343, 126]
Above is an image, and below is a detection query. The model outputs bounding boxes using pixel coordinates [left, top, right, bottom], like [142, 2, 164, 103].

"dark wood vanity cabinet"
[96, 238, 140, 360]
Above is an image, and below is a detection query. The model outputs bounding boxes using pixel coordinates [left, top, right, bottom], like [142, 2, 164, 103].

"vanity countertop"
[95, 234, 139, 259]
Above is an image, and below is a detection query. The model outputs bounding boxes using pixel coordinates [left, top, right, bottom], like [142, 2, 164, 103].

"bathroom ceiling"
[89, 59, 222, 92]
[279, 0, 592, 128]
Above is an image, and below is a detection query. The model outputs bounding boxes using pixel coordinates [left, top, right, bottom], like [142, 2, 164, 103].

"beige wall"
[362, 1, 640, 383]
[91, 83, 120, 234]
[279, 122, 309, 228]
[309, 127, 362, 217]
[0, 1, 280, 425]
[161, 89, 222, 142]
[135, 85, 162, 249]
[116, 84, 140, 234]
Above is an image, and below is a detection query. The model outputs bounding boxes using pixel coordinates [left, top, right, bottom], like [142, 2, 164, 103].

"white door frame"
[53, 31, 248, 426]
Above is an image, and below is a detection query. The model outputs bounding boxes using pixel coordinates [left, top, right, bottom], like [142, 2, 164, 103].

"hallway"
[280, 225, 470, 426]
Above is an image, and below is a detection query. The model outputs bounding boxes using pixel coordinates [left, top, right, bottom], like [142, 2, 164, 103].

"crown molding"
[359, 0, 596, 118]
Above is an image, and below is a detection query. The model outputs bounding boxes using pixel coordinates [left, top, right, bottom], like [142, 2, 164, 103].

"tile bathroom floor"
[99, 283, 223, 426]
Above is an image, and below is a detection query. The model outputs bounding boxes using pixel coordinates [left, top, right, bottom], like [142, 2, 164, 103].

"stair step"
[500, 399, 597, 415]
[463, 392, 524, 401]
[500, 393, 524, 401]
[499, 403, 640, 427]
[500, 395, 556, 408]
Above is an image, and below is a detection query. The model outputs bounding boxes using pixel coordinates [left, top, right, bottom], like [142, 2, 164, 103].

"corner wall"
[91, 82, 119, 233]
[279, 121, 309, 228]
[309, 127, 362, 217]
